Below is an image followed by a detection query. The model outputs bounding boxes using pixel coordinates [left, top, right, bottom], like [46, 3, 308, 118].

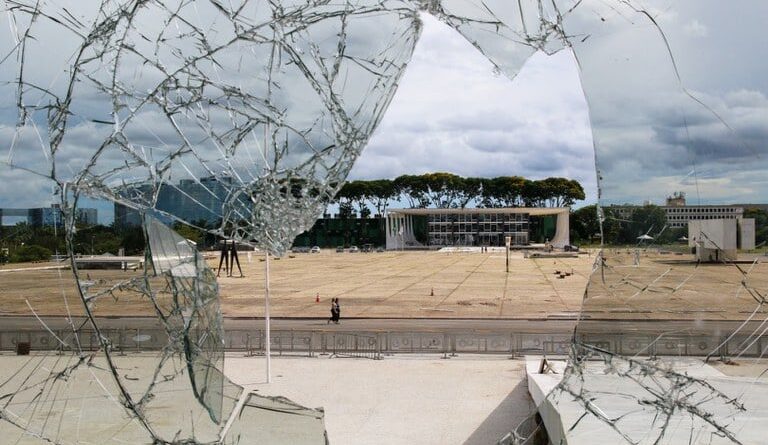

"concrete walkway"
[225, 354, 533, 445]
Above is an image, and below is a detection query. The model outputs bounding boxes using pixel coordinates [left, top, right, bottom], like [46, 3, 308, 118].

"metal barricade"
[329, 333, 381, 359]
[0, 328, 765, 359]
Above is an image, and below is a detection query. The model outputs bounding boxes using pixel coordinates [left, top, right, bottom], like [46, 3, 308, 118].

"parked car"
[361, 244, 373, 252]
[348, 245, 359, 253]
[310, 246, 321, 253]
[336, 246, 345, 253]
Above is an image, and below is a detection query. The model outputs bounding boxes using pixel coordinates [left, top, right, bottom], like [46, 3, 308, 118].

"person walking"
[328, 298, 339, 324]
[334, 298, 341, 324]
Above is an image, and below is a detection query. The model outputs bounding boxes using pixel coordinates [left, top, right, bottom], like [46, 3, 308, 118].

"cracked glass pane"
[1, 0, 766, 444]
[224, 393, 327, 445]
[543, 2, 768, 444]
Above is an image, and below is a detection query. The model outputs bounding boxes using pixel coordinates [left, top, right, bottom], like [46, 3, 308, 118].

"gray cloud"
[3, 2, 767, 217]
[351, 14, 597, 203]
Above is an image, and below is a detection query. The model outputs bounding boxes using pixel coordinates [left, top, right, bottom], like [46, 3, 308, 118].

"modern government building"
[385, 207, 570, 250]
[609, 192, 746, 229]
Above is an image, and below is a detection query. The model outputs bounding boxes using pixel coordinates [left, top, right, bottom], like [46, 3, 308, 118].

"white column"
[550, 210, 571, 248]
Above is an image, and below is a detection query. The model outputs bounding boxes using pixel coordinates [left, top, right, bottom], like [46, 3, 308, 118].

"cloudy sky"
[349, 14, 596, 200]
[1, 1, 767, 225]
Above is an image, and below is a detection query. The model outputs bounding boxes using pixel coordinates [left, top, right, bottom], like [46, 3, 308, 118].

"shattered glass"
[225, 393, 327, 445]
[553, 2, 768, 444]
[1, 0, 767, 443]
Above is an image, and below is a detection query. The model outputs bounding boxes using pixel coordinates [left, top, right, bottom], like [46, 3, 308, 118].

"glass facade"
[427, 212, 529, 246]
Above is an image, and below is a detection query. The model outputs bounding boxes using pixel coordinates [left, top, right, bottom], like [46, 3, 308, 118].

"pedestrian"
[328, 298, 338, 324]
[334, 298, 341, 324]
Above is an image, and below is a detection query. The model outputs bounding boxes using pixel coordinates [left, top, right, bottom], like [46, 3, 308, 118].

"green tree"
[618, 205, 667, 244]
[745, 208, 768, 246]
[119, 226, 146, 255]
[541, 177, 585, 207]
[570, 205, 601, 243]
[457, 177, 483, 208]
[11, 245, 52, 262]
[367, 179, 397, 216]
[600, 206, 623, 244]
[338, 201, 355, 219]
[339, 181, 371, 217]
[173, 222, 203, 245]
[522, 179, 545, 207]
[482, 176, 527, 207]
[422, 172, 464, 208]
[393, 175, 429, 208]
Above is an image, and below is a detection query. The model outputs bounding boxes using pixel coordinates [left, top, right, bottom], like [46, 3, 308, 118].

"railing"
[328, 333, 381, 359]
[0, 329, 762, 359]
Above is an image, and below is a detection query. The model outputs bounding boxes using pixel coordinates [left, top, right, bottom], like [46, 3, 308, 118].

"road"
[0, 315, 760, 337]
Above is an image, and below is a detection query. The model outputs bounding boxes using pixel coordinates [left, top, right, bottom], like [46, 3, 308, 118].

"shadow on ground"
[462, 378, 535, 445]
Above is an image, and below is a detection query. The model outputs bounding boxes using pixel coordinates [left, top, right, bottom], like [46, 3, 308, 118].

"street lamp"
[505, 235, 511, 273]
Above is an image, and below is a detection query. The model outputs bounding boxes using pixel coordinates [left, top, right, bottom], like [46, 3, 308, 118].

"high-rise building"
[0, 205, 97, 227]
[114, 176, 233, 227]
[75, 208, 98, 226]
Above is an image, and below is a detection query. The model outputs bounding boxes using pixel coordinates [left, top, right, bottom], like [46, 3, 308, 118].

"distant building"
[385, 207, 570, 250]
[27, 205, 63, 227]
[666, 191, 686, 207]
[609, 192, 744, 229]
[689, 218, 755, 261]
[114, 176, 232, 227]
[0, 208, 31, 226]
[76, 208, 98, 226]
[114, 202, 143, 228]
[0, 204, 97, 227]
[664, 205, 743, 228]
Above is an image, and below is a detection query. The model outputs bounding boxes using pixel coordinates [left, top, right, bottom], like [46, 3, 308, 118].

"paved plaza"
[0, 250, 593, 318]
[2, 248, 766, 321]
[218, 249, 592, 318]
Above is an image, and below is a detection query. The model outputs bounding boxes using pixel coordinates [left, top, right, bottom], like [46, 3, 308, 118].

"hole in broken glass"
[0, 1, 766, 444]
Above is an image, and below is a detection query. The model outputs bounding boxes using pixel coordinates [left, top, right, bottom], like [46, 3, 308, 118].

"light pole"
[264, 249, 271, 383]
[505, 236, 511, 273]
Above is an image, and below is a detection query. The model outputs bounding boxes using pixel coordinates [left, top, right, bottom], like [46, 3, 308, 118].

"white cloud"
[2, 2, 768, 219]
[351, 14, 597, 204]
[683, 19, 708, 37]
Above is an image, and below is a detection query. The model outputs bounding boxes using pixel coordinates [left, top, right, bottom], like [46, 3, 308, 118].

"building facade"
[609, 193, 744, 229]
[664, 205, 743, 228]
[0, 205, 98, 227]
[689, 218, 755, 261]
[385, 207, 570, 250]
[75, 208, 98, 226]
[114, 176, 232, 227]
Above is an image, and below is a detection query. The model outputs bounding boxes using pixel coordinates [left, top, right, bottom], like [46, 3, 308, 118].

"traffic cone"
[315, 293, 320, 303]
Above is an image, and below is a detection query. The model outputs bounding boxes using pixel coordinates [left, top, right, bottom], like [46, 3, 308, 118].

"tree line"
[6, 203, 768, 263]
[570, 204, 683, 245]
[0, 223, 146, 263]
[334, 173, 585, 218]
[0, 221, 214, 263]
